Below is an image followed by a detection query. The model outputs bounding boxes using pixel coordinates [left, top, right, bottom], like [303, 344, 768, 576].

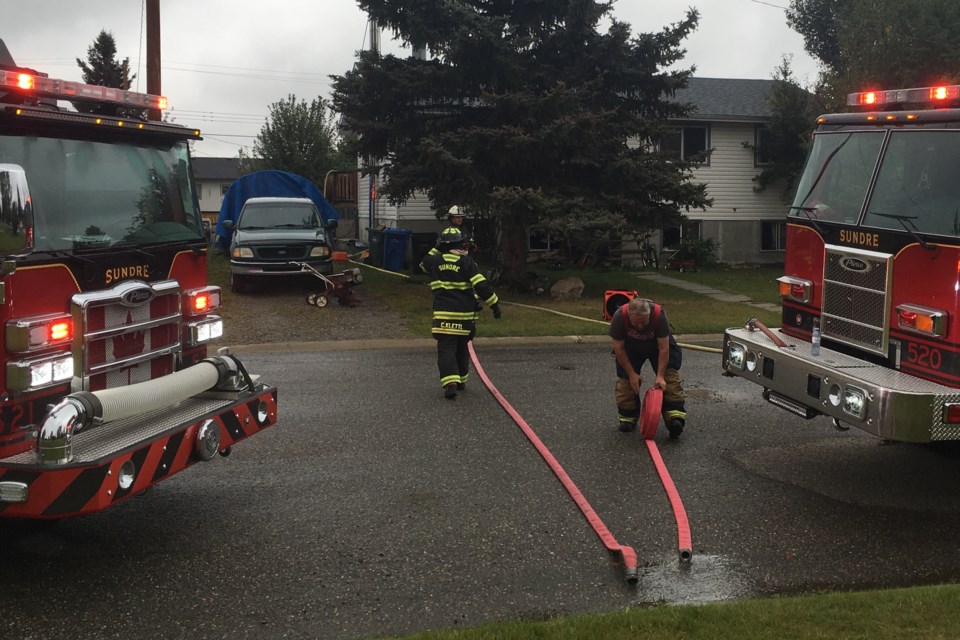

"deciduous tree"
[787, 0, 960, 109]
[240, 95, 351, 190]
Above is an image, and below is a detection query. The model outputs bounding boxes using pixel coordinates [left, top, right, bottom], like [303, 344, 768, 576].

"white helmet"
[447, 205, 464, 220]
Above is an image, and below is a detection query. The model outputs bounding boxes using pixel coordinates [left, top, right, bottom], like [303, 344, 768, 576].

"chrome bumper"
[722, 326, 960, 442]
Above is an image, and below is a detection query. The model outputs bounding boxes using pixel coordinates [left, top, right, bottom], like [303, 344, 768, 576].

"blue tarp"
[215, 170, 340, 248]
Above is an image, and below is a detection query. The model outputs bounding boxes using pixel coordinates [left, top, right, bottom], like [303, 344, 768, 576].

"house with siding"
[666, 77, 787, 265]
[357, 77, 788, 265]
[192, 157, 240, 228]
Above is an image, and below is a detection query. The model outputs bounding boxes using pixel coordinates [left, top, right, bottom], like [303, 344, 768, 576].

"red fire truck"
[723, 84, 960, 443]
[0, 44, 278, 518]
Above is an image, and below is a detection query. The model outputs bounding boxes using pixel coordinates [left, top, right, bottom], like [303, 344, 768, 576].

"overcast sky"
[5, 0, 819, 159]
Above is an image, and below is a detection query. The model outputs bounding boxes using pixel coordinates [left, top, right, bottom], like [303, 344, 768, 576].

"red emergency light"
[1, 69, 167, 111]
[848, 84, 960, 108]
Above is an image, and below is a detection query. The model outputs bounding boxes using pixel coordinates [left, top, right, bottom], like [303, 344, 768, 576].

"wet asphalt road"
[3, 341, 960, 640]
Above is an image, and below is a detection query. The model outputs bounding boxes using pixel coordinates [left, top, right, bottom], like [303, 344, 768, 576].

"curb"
[228, 333, 723, 354]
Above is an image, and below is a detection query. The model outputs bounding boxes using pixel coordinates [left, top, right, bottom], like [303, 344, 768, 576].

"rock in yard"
[550, 276, 585, 300]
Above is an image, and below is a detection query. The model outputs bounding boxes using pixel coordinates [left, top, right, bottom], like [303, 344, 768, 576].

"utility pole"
[367, 16, 380, 231]
[146, 0, 161, 121]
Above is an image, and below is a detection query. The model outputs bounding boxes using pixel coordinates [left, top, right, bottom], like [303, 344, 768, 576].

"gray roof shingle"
[672, 77, 776, 121]
[192, 157, 240, 181]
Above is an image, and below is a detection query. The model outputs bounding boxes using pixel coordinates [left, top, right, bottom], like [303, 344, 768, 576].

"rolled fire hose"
[37, 355, 245, 464]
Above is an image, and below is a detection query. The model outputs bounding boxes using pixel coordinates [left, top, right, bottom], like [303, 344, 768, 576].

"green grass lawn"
[349, 261, 783, 338]
[377, 583, 960, 639]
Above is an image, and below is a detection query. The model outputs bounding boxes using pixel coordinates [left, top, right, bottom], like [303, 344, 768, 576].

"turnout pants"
[615, 343, 686, 428]
[434, 326, 476, 388]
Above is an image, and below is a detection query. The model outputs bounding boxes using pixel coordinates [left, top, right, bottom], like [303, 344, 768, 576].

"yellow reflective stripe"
[441, 375, 460, 386]
[469, 273, 486, 285]
[434, 311, 476, 319]
[431, 282, 472, 290]
[433, 328, 471, 335]
[443, 254, 460, 262]
[484, 294, 499, 305]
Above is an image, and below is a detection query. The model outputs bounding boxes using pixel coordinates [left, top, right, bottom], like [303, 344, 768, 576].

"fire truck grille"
[821, 247, 891, 355]
[72, 280, 182, 392]
[256, 245, 310, 260]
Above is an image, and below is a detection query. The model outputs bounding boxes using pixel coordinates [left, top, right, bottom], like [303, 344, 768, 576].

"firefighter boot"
[444, 383, 458, 400]
[667, 418, 684, 439]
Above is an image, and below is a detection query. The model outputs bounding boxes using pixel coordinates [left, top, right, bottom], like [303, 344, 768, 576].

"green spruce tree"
[332, 0, 710, 283]
[75, 30, 135, 115]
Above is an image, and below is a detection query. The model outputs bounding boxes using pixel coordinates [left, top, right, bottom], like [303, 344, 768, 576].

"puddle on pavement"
[634, 554, 752, 605]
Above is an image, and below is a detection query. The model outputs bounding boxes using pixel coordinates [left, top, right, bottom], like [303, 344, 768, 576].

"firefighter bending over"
[420, 229, 501, 399]
[609, 297, 686, 437]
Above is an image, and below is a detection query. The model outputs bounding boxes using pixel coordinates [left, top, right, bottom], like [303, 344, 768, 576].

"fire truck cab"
[723, 84, 960, 443]
[0, 41, 278, 518]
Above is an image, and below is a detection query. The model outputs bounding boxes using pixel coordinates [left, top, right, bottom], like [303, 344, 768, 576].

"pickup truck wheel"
[230, 273, 247, 293]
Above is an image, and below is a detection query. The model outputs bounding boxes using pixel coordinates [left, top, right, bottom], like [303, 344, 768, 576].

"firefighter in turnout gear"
[421, 206, 477, 267]
[420, 230, 501, 399]
[609, 297, 686, 437]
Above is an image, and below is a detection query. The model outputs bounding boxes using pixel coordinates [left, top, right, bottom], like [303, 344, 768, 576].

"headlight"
[187, 316, 223, 345]
[726, 342, 746, 371]
[309, 246, 330, 257]
[232, 247, 253, 258]
[8, 352, 74, 392]
[841, 386, 867, 419]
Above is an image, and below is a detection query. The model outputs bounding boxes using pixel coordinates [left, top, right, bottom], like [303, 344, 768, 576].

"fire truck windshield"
[863, 130, 960, 237]
[0, 135, 203, 256]
[792, 129, 960, 238]
[791, 131, 884, 225]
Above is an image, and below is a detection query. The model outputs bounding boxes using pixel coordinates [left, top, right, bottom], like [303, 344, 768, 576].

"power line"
[749, 0, 789, 9]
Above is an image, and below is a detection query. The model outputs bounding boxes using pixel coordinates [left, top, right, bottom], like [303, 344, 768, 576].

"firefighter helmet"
[447, 205, 465, 221]
[437, 227, 466, 249]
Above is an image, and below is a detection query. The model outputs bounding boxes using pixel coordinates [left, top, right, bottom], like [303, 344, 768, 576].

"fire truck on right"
[723, 84, 960, 443]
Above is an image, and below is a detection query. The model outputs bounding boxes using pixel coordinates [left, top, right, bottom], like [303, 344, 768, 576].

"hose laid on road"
[645, 441, 693, 561]
[468, 341, 639, 584]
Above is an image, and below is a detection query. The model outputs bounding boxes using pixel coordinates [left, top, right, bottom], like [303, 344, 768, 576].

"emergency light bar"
[848, 85, 960, 108]
[0, 69, 167, 111]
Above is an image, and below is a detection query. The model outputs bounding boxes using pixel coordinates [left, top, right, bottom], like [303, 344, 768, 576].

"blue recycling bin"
[383, 228, 413, 272]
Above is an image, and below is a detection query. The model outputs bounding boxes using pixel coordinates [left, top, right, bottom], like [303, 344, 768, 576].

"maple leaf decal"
[112, 309, 146, 359]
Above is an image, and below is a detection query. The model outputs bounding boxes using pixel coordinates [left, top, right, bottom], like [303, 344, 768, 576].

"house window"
[761, 220, 786, 251]
[661, 125, 710, 164]
[662, 220, 702, 251]
[220, 184, 230, 196]
[528, 228, 561, 252]
[755, 125, 773, 167]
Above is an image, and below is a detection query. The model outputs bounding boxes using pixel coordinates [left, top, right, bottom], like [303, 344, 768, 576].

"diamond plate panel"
[932, 394, 960, 441]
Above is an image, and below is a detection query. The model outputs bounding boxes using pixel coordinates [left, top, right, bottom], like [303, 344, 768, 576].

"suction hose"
[37, 355, 246, 465]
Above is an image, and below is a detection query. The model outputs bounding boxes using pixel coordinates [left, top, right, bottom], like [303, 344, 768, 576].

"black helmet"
[437, 227, 466, 248]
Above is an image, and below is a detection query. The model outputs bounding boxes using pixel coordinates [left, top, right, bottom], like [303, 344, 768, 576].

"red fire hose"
[470, 345, 697, 581]
[639, 387, 693, 561]
[468, 342, 639, 583]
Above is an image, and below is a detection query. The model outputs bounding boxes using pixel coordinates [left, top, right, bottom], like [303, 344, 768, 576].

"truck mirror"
[325, 219, 338, 231]
[222, 219, 235, 232]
